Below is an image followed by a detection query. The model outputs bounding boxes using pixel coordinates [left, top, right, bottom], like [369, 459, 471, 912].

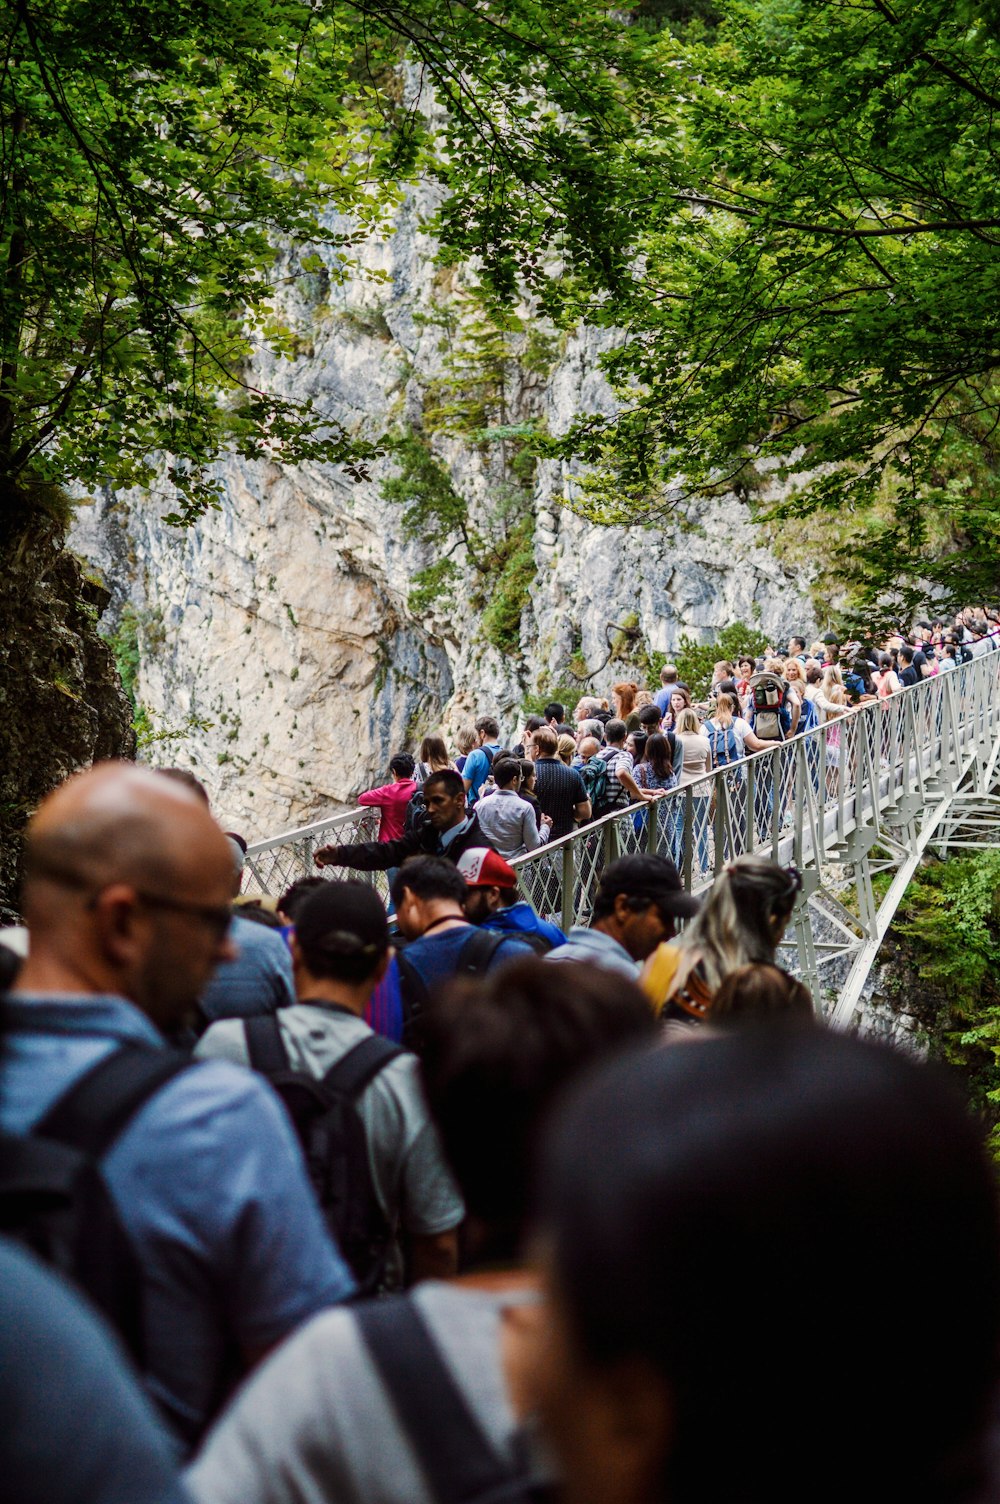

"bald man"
[2, 763, 354, 1450]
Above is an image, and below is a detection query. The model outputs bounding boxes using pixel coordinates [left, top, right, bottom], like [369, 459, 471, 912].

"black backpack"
[0, 1043, 190, 1363]
[356, 1294, 554, 1504]
[395, 927, 507, 1054]
[242, 1012, 401, 1293]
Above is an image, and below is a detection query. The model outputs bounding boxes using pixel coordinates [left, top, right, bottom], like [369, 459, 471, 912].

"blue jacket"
[481, 901, 566, 951]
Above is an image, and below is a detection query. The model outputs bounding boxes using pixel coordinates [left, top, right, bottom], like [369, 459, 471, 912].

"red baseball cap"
[456, 847, 518, 889]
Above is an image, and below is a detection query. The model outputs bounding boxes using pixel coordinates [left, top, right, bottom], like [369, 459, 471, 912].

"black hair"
[524, 715, 545, 733]
[630, 731, 648, 762]
[591, 854, 684, 924]
[638, 704, 662, 728]
[389, 753, 416, 778]
[234, 901, 284, 930]
[294, 880, 389, 985]
[851, 657, 875, 693]
[421, 958, 656, 1264]
[644, 732, 674, 782]
[389, 855, 467, 909]
[544, 702, 565, 723]
[423, 768, 465, 801]
[491, 757, 522, 789]
[900, 645, 915, 664]
[538, 1028, 1000, 1504]
[279, 874, 328, 920]
[716, 677, 739, 698]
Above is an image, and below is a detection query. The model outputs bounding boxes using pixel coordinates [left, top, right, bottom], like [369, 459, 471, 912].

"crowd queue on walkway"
[4, 607, 1000, 1504]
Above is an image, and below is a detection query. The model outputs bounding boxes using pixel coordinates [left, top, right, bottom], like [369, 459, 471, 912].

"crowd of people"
[323, 613, 1000, 889]
[3, 608, 1000, 1504]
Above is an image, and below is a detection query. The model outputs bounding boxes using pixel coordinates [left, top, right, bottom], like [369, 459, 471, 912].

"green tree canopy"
[0, 0, 635, 523]
[563, 0, 1000, 624]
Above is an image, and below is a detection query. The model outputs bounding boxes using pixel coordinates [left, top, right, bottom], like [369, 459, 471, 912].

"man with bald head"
[2, 763, 354, 1450]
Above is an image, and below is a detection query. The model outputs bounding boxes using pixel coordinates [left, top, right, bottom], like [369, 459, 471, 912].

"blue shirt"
[400, 925, 533, 994]
[463, 744, 501, 804]
[0, 1238, 188, 1504]
[547, 926, 640, 979]
[0, 993, 354, 1449]
[198, 914, 294, 1025]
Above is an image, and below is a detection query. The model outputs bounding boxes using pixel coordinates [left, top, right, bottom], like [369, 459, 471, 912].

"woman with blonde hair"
[643, 857, 803, 1026]
[454, 726, 478, 775]
[674, 706, 714, 875]
[557, 733, 577, 767]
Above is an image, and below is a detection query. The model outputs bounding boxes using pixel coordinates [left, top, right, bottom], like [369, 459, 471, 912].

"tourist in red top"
[357, 754, 418, 843]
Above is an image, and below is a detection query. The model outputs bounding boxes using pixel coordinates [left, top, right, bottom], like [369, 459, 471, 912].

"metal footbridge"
[243, 655, 1000, 1026]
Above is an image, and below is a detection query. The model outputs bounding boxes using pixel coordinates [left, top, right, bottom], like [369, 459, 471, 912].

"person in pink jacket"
[357, 755, 418, 843]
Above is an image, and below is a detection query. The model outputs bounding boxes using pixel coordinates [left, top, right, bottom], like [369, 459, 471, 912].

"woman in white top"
[674, 708, 714, 877]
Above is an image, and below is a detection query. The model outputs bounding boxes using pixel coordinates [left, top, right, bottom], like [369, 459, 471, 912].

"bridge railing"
[243, 806, 386, 900]
[510, 653, 1000, 942]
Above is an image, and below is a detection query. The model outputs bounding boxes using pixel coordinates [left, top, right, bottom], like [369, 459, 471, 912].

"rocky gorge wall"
[70, 188, 817, 842]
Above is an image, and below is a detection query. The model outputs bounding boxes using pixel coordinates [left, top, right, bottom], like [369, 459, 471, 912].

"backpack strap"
[243, 1012, 290, 1075]
[321, 1034, 401, 1099]
[34, 1045, 190, 1159]
[458, 927, 507, 976]
[357, 1294, 534, 1504]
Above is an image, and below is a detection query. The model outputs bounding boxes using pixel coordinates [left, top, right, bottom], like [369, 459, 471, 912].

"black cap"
[294, 880, 389, 969]
[596, 854, 701, 920]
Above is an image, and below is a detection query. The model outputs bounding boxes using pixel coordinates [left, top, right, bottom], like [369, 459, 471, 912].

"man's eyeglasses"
[31, 860, 232, 941]
[125, 890, 233, 942]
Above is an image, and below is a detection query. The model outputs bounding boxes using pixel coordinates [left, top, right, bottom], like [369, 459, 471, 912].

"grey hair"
[678, 856, 801, 992]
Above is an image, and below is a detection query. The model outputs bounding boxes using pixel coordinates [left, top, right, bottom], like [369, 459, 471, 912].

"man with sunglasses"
[1, 763, 354, 1452]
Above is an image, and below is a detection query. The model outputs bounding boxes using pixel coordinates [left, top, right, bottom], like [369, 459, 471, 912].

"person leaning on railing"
[314, 770, 496, 873]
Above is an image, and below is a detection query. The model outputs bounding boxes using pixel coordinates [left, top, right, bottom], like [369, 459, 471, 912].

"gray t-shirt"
[187, 1283, 547, 1504]
[195, 1005, 463, 1240]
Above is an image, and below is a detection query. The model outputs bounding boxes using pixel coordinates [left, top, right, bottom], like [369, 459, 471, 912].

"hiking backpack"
[706, 719, 741, 766]
[357, 1293, 554, 1504]
[580, 756, 611, 817]
[395, 927, 508, 1054]
[0, 1043, 190, 1363]
[748, 672, 790, 741]
[243, 1013, 401, 1292]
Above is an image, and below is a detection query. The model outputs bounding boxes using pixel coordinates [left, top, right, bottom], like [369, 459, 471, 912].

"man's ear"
[91, 883, 145, 967]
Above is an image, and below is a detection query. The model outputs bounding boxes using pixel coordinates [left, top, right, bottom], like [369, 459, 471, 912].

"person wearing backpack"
[197, 880, 463, 1292]
[458, 846, 566, 952]
[391, 858, 535, 1050]
[186, 958, 658, 1504]
[0, 765, 354, 1451]
[462, 715, 504, 807]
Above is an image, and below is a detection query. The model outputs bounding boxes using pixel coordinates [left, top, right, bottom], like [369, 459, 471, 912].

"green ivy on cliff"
[885, 851, 1000, 1159]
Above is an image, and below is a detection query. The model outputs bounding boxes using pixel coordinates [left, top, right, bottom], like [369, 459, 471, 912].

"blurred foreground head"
[534, 1027, 1000, 1504]
[18, 761, 236, 1031]
[421, 957, 656, 1267]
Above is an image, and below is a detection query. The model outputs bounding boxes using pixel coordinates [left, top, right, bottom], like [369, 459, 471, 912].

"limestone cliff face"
[70, 190, 815, 841]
